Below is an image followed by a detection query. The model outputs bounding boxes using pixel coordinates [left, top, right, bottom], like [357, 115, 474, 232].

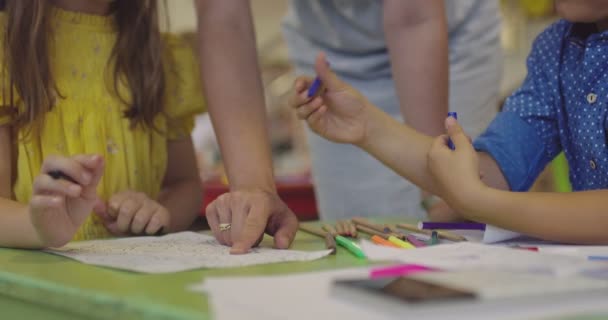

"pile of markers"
[298, 218, 478, 259]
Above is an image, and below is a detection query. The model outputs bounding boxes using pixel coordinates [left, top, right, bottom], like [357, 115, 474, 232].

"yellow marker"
[388, 236, 415, 249]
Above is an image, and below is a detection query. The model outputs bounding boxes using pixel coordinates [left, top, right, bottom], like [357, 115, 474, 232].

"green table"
[0, 222, 371, 320]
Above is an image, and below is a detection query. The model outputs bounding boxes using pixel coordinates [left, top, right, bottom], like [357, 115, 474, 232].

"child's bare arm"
[158, 137, 203, 232]
[291, 56, 509, 200]
[1, 125, 105, 248]
[0, 125, 46, 248]
[470, 188, 608, 244]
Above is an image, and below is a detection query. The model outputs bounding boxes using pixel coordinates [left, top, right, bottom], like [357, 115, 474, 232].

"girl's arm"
[158, 137, 203, 232]
[0, 125, 46, 248]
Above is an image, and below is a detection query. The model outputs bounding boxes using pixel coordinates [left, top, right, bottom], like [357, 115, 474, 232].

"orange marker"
[371, 235, 399, 248]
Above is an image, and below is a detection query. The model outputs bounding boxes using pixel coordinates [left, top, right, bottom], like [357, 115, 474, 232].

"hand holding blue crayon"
[447, 112, 457, 150]
[307, 76, 322, 98]
[289, 52, 374, 145]
[427, 114, 484, 215]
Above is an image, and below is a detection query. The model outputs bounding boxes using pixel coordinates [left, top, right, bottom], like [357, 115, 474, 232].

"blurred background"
[161, 0, 560, 221]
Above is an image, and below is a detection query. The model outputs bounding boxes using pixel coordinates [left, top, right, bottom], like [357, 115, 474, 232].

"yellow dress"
[0, 9, 205, 240]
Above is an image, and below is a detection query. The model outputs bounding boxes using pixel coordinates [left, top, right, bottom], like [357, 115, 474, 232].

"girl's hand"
[95, 190, 170, 236]
[289, 52, 377, 146]
[427, 117, 485, 212]
[30, 155, 105, 247]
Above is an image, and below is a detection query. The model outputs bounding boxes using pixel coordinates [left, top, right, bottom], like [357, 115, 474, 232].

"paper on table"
[195, 268, 608, 320]
[193, 268, 394, 320]
[360, 241, 608, 279]
[45, 232, 332, 273]
[482, 225, 521, 243]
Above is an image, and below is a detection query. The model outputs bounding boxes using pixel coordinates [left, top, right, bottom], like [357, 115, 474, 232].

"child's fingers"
[145, 208, 169, 235]
[307, 105, 328, 127]
[288, 78, 315, 110]
[430, 134, 450, 152]
[41, 156, 92, 186]
[33, 174, 82, 198]
[294, 77, 314, 94]
[30, 194, 63, 211]
[115, 198, 143, 233]
[72, 154, 103, 171]
[130, 205, 155, 234]
[314, 52, 347, 92]
[108, 191, 144, 218]
[296, 96, 324, 119]
[76, 155, 105, 200]
[445, 117, 473, 151]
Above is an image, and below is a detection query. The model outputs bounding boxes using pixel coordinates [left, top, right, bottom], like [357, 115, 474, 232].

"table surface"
[2, 220, 608, 320]
[0, 221, 372, 320]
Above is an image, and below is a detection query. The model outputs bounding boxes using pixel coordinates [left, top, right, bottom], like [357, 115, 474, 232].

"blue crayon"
[307, 77, 322, 98]
[447, 112, 458, 150]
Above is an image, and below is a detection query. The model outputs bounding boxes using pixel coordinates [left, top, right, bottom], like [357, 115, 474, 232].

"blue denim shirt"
[474, 20, 608, 191]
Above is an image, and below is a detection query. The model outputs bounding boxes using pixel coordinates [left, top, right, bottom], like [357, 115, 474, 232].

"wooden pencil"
[299, 224, 337, 254]
[352, 217, 383, 232]
[352, 218, 404, 239]
[347, 220, 358, 238]
[322, 224, 338, 237]
[355, 224, 388, 239]
[383, 225, 408, 240]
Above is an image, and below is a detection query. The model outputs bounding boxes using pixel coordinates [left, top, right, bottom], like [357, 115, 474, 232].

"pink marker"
[369, 264, 434, 279]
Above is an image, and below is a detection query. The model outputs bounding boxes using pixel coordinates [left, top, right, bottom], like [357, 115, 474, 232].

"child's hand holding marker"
[290, 52, 384, 146]
[31, 155, 105, 247]
[427, 116, 484, 212]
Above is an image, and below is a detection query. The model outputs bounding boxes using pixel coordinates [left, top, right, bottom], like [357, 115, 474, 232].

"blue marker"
[447, 112, 457, 150]
[307, 77, 322, 98]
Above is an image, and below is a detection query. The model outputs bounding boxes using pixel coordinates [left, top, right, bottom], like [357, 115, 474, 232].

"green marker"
[428, 231, 439, 246]
[335, 235, 366, 259]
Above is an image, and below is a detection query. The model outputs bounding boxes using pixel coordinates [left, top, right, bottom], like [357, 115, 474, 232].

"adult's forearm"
[196, 1, 276, 192]
[384, 1, 448, 137]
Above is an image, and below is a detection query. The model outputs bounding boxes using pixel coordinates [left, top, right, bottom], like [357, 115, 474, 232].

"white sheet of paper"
[195, 268, 608, 320]
[482, 225, 522, 243]
[360, 241, 608, 279]
[45, 232, 332, 273]
[194, 268, 394, 320]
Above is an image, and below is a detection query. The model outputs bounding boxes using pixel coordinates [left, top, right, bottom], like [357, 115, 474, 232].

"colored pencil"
[299, 224, 336, 254]
[396, 223, 466, 242]
[418, 222, 486, 230]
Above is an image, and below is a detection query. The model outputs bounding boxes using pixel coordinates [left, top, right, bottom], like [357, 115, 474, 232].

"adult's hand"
[206, 188, 299, 254]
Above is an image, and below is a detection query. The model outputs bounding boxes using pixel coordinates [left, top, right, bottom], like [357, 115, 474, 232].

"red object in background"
[201, 177, 319, 221]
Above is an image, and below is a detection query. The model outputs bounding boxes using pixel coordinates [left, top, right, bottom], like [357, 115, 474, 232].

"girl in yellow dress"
[0, 0, 205, 248]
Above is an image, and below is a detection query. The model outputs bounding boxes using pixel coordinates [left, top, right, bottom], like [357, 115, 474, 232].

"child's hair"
[1, 0, 167, 130]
